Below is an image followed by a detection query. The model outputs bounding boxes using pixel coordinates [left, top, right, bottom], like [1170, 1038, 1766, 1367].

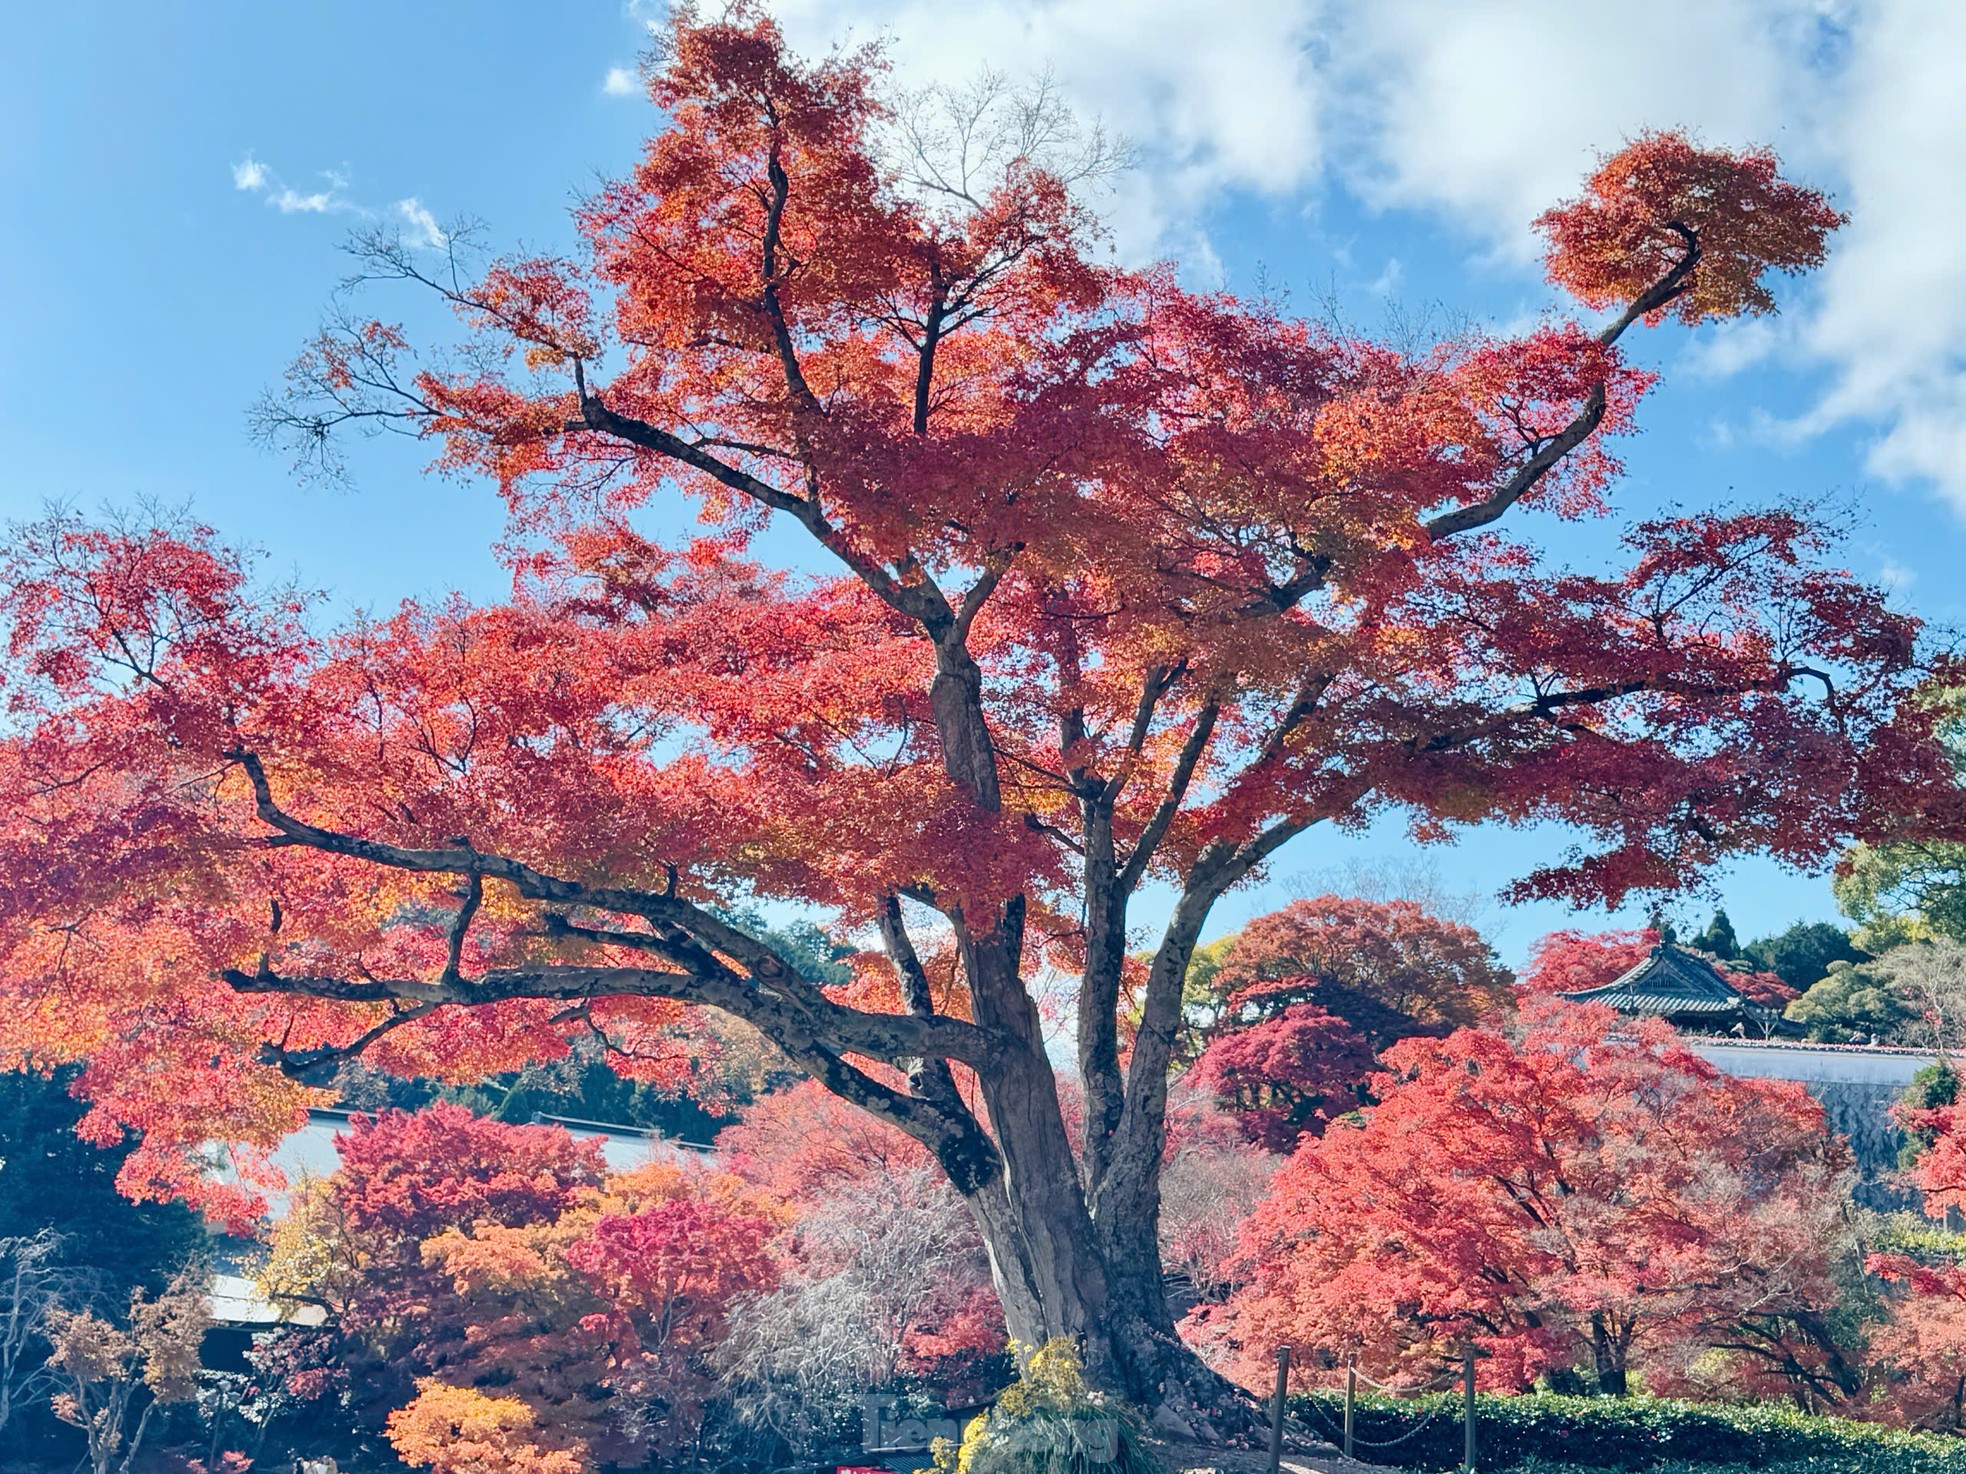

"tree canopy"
[1199, 1005, 1857, 1402]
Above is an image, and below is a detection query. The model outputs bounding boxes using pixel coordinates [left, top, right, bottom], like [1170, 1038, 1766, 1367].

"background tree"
[261, 1105, 790, 1467]
[1517, 927, 1660, 998]
[258, 1105, 608, 1439]
[1184, 1004, 1375, 1151]
[1837, 687, 1966, 947]
[0, 1231, 67, 1438]
[715, 1162, 1001, 1464]
[0, 1070, 204, 1303]
[1745, 920, 1869, 994]
[1181, 896, 1507, 1149]
[385, 1382, 582, 1474]
[1786, 958, 1924, 1043]
[46, 1268, 211, 1474]
[1866, 1076, 1966, 1429]
[1195, 896, 1512, 1040]
[1691, 908, 1742, 961]
[716, 1076, 1005, 1450]
[0, 1070, 206, 1465]
[1199, 1005, 1857, 1402]
[0, 11, 1952, 1424]
[1156, 1108, 1279, 1307]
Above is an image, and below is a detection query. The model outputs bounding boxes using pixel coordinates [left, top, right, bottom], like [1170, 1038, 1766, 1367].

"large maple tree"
[0, 9, 1959, 1427]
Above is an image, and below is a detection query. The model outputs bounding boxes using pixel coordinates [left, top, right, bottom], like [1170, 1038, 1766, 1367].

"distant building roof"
[209, 1272, 325, 1329]
[1561, 943, 1782, 1027]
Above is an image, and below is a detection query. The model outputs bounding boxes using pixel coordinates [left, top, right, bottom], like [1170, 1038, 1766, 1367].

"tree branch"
[1423, 223, 1701, 542]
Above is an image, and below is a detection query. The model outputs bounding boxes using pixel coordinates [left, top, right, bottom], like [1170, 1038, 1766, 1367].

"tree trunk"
[958, 1160, 1262, 1439]
[947, 971, 1262, 1440]
[1589, 1314, 1628, 1397]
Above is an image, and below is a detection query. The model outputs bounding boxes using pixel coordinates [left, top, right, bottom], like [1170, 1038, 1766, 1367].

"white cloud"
[395, 197, 447, 248]
[1319, 0, 1818, 260]
[230, 156, 449, 249]
[234, 155, 355, 215]
[1683, 317, 1789, 380]
[1795, 0, 1966, 510]
[1310, 0, 1966, 512]
[271, 187, 337, 214]
[603, 65, 639, 96]
[1876, 554, 1917, 595]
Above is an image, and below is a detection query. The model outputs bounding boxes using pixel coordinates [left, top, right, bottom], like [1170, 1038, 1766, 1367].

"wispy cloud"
[1877, 554, 1917, 596]
[603, 65, 639, 96]
[395, 197, 447, 248]
[232, 155, 355, 214]
[230, 155, 447, 247]
[271, 187, 338, 214]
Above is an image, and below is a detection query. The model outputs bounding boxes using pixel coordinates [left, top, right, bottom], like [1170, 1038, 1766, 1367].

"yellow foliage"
[258, 1174, 366, 1319]
[386, 1380, 588, 1474]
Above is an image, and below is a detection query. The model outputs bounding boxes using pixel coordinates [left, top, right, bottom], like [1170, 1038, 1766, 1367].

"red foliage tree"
[1729, 969, 1801, 1008]
[1207, 897, 1513, 1036]
[332, 1103, 607, 1244]
[715, 1079, 936, 1204]
[0, 10, 1954, 1422]
[1866, 1096, 1966, 1429]
[265, 1106, 786, 1462]
[1518, 928, 1660, 998]
[1199, 1005, 1857, 1402]
[1185, 1004, 1375, 1151]
[320, 1105, 608, 1396]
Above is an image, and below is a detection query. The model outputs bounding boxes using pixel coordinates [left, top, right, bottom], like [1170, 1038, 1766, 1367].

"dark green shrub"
[1292, 1390, 1966, 1473]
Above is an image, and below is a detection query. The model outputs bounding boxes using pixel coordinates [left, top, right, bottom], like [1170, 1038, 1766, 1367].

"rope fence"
[1279, 1348, 1485, 1472]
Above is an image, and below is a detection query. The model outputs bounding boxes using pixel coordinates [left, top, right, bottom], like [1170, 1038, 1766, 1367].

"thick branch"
[568, 361, 952, 631]
[231, 748, 801, 986]
[1596, 220, 1704, 348]
[760, 139, 823, 415]
[223, 751, 996, 1071]
[1424, 223, 1701, 542]
[1117, 699, 1221, 893]
[876, 894, 976, 1119]
[1421, 383, 1606, 541]
[225, 954, 991, 1068]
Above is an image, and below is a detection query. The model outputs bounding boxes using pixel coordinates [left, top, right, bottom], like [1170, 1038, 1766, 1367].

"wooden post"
[1462, 1346, 1477, 1474]
[1342, 1367, 1355, 1461]
[1267, 1345, 1290, 1474]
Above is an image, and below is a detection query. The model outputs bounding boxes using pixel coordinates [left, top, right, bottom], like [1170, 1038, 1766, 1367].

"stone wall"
[1686, 1041, 1930, 1211]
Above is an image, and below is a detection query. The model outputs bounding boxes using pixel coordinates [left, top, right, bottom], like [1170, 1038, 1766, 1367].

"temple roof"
[1560, 943, 1781, 1024]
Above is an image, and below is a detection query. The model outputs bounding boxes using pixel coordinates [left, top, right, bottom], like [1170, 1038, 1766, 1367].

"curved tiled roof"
[1560, 943, 1781, 1023]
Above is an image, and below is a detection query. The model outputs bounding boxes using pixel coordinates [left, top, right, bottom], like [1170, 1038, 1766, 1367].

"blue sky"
[6, 1, 1963, 964]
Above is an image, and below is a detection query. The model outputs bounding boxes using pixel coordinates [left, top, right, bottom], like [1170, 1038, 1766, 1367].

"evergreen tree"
[1745, 921, 1868, 993]
[1692, 908, 1741, 960]
[1898, 1060, 1961, 1170]
[0, 1068, 205, 1303]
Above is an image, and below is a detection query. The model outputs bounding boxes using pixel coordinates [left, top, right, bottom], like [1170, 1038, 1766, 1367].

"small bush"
[1291, 1390, 1966, 1474]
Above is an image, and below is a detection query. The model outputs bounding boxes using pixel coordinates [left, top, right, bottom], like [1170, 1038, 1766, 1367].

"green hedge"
[1290, 1391, 1966, 1474]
